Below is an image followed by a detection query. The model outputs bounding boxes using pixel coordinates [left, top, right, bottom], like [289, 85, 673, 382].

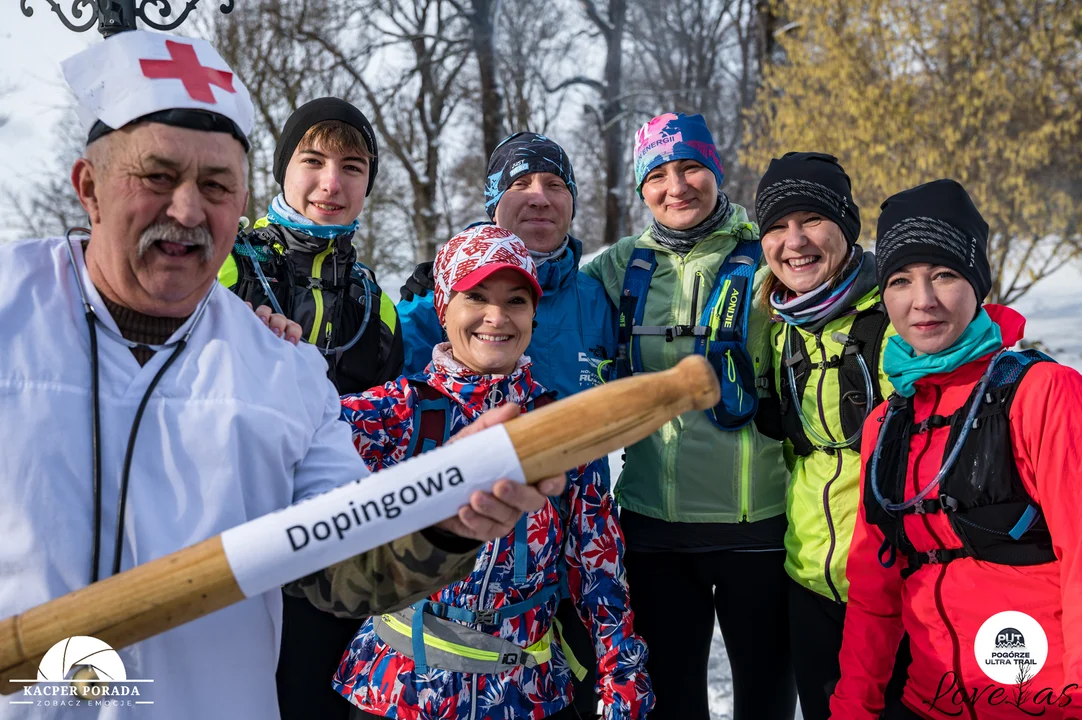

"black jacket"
[221, 221, 403, 394]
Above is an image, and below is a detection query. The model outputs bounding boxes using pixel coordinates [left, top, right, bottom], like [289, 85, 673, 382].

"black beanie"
[272, 98, 379, 196]
[876, 179, 992, 301]
[484, 132, 577, 219]
[755, 152, 861, 246]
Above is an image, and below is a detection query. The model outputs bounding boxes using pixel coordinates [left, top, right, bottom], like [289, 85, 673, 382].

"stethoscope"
[65, 228, 214, 583]
[783, 323, 876, 450]
[868, 349, 1005, 514]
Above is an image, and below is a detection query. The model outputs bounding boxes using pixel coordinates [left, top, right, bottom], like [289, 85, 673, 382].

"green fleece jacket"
[583, 205, 788, 523]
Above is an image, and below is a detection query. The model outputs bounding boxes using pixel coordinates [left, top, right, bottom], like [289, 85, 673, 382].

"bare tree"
[587, 0, 628, 246]
[452, 0, 505, 158]
[624, 0, 767, 207]
[352, 162, 418, 279]
[546, 0, 628, 246]
[194, 0, 358, 221]
[3, 107, 87, 239]
[287, 0, 474, 262]
[495, 0, 579, 135]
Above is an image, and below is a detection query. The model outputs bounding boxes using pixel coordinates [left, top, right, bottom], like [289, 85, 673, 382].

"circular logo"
[37, 636, 127, 698]
[974, 611, 1048, 684]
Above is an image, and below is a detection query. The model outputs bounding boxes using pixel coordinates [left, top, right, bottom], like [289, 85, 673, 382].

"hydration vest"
[372, 382, 587, 678]
[614, 243, 762, 430]
[779, 303, 891, 456]
[219, 222, 402, 394]
[865, 350, 1057, 579]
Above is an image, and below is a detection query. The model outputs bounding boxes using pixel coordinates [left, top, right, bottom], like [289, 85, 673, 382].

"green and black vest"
[219, 220, 403, 394]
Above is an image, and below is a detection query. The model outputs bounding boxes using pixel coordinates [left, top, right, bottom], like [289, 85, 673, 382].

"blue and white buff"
[267, 193, 359, 240]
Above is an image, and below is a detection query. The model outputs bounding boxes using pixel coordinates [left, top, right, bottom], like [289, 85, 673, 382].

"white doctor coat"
[0, 237, 370, 718]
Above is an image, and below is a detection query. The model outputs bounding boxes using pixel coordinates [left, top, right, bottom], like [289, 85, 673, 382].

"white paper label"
[220, 425, 525, 598]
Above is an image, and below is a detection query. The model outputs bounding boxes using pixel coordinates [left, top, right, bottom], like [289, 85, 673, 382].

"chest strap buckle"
[473, 609, 499, 625]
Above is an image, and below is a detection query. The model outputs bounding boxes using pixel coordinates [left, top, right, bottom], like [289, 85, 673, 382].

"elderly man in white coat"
[0, 30, 563, 719]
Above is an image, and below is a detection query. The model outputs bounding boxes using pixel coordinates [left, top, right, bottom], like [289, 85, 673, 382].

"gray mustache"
[137, 222, 215, 263]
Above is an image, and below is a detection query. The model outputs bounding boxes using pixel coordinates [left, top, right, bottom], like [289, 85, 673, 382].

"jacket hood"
[985, 303, 1026, 347]
[535, 235, 583, 294]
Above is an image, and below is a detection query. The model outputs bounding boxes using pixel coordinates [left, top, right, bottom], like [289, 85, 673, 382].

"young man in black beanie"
[219, 97, 404, 720]
[221, 97, 402, 394]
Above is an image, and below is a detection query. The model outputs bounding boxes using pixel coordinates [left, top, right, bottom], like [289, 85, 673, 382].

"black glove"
[400, 260, 435, 301]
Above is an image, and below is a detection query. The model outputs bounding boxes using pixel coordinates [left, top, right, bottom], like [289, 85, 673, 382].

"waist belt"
[373, 607, 554, 675]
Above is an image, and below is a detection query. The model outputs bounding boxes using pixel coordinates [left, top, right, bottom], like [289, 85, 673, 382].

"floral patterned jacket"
[333, 344, 654, 720]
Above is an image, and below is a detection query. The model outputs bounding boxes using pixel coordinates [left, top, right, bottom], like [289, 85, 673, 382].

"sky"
[0, 1, 95, 214]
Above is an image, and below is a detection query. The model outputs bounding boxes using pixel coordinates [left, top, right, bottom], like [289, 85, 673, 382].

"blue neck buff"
[883, 308, 1003, 397]
[266, 194, 359, 240]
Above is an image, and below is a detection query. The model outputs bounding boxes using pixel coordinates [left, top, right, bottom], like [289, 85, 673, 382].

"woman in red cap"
[830, 179, 1082, 719]
[332, 224, 653, 720]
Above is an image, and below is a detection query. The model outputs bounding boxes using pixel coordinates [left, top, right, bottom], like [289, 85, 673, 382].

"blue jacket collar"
[535, 235, 583, 295]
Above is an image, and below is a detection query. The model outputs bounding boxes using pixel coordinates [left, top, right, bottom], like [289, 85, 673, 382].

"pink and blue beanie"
[633, 112, 724, 197]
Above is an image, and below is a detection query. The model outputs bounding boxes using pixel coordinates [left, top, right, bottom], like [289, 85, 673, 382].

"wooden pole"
[0, 355, 719, 691]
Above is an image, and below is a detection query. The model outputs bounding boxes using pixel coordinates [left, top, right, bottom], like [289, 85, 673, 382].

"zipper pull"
[690, 272, 702, 324]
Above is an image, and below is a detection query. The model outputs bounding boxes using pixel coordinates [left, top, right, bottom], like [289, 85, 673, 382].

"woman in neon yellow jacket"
[754, 152, 904, 720]
[583, 113, 794, 720]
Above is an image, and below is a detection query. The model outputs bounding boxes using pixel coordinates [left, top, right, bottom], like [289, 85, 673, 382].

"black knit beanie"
[755, 152, 861, 246]
[272, 98, 379, 196]
[876, 179, 992, 301]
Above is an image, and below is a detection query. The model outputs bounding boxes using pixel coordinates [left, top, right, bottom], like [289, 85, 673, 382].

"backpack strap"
[396, 385, 569, 673]
[871, 350, 1057, 577]
[513, 392, 556, 583]
[405, 384, 560, 586]
[841, 302, 891, 423]
[698, 242, 759, 346]
[615, 248, 657, 378]
[698, 242, 762, 430]
[236, 231, 287, 316]
[778, 325, 815, 456]
[405, 381, 453, 457]
[615, 242, 762, 431]
[779, 301, 890, 455]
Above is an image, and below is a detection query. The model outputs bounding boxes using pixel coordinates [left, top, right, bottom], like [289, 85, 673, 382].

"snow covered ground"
[1009, 265, 1082, 370]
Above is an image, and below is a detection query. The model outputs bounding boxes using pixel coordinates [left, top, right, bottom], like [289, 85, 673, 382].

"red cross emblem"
[140, 40, 235, 104]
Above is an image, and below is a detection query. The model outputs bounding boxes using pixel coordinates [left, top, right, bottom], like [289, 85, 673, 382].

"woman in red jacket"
[830, 179, 1082, 719]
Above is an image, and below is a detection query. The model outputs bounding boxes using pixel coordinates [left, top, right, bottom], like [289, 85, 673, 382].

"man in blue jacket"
[398, 132, 615, 400]
[396, 132, 616, 718]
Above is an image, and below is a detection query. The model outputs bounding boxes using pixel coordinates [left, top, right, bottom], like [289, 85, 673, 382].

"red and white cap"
[433, 224, 542, 324]
[61, 30, 254, 149]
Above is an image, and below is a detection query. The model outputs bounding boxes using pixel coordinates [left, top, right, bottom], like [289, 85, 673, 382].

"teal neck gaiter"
[883, 308, 1003, 397]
